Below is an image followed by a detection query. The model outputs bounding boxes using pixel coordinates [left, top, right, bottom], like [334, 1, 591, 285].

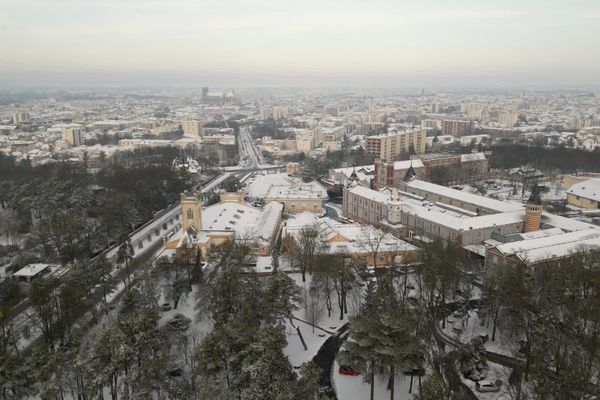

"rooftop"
[568, 178, 600, 202]
[265, 185, 324, 200]
[405, 180, 523, 213]
[13, 263, 50, 277]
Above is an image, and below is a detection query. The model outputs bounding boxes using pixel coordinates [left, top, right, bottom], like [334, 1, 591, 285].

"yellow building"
[566, 178, 600, 209]
[282, 212, 420, 267]
[182, 120, 203, 138]
[264, 185, 324, 214]
[62, 125, 83, 147]
[168, 191, 283, 262]
[365, 129, 426, 161]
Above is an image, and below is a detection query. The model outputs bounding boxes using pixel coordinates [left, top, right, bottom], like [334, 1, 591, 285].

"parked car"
[475, 380, 500, 393]
[161, 303, 172, 311]
[338, 365, 360, 376]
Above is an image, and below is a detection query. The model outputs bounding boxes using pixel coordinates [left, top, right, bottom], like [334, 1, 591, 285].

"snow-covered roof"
[255, 201, 284, 241]
[512, 227, 564, 241]
[568, 178, 600, 202]
[283, 212, 417, 255]
[246, 173, 327, 199]
[405, 180, 523, 213]
[541, 212, 598, 232]
[348, 185, 388, 202]
[495, 228, 600, 263]
[393, 159, 424, 170]
[13, 263, 50, 277]
[265, 185, 325, 200]
[460, 153, 487, 162]
[201, 201, 282, 242]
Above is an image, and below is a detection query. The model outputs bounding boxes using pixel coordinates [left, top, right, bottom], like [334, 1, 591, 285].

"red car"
[339, 365, 360, 376]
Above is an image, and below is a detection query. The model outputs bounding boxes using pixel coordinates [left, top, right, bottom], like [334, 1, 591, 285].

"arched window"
[187, 209, 194, 219]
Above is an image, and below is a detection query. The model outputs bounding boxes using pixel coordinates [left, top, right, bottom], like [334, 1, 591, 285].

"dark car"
[338, 365, 360, 376]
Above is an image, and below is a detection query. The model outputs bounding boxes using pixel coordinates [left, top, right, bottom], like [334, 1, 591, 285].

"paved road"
[237, 126, 261, 169]
[312, 323, 350, 399]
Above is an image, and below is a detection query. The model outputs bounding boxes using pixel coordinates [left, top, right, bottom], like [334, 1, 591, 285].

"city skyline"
[1, 0, 599, 88]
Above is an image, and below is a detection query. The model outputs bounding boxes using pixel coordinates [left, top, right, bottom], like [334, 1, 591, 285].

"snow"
[333, 360, 421, 400]
[405, 180, 524, 213]
[568, 178, 600, 202]
[441, 309, 520, 358]
[157, 283, 213, 335]
[394, 159, 425, 170]
[246, 173, 327, 199]
[495, 228, 600, 263]
[348, 185, 388, 202]
[460, 362, 513, 400]
[12, 263, 50, 277]
[200, 172, 232, 194]
[105, 281, 126, 304]
[194, 200, 283, 245]
[284, 212, 417, 258]
[283, 273, 360, 368]
[284, 318, 330, 367]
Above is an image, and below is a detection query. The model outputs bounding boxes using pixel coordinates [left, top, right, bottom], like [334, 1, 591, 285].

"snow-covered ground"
[460, 361, 512, 400]
[157, 283, 213, 335]
[334, 360, 421, 400]
[283, 272, 359, 368]
[441, 309, 521, 358]
[459, 178, 566, 204]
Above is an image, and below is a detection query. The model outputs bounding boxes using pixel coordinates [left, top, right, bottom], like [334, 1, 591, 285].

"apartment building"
[364, 129, 426, 161]
[62, 124, 83, 147]
[441, 120, 474, 136]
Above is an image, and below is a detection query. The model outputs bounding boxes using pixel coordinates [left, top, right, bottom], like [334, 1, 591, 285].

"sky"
[0, 0, 599, 88]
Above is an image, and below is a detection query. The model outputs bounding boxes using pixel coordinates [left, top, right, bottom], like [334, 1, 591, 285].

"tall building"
[441, 120, 474, 136]
[12, 110, 30, 124]
[524, 182, 543, 232]
[431, 102, 443, 113]
[497, 110, 518, 127]
[364, 130, 426, 161]
[182, 120, 203, 138]
[62, 125, 82, 147]
[259, 106, 288, 121]
[462, 103, 488, 120]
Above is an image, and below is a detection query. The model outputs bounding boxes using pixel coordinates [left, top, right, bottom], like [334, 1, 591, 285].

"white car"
[475, 380, 500, 393]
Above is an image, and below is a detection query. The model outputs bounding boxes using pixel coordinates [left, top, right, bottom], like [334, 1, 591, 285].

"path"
[312, 323, 350, 399]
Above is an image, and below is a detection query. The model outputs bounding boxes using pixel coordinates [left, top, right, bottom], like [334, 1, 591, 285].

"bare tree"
[286, 223, 323, 282]
[303, 283, 324, 333]
[358, 226, 388, 269]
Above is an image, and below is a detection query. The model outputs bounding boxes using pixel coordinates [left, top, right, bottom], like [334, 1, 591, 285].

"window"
[187, 209, 194, 219]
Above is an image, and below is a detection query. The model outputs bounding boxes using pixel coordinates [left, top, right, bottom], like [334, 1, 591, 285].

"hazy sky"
[1, 0, 599, 88]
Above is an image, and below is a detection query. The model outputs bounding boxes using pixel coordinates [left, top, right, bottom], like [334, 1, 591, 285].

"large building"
[364, 129, 426, 161]
[166, 191, 283, 261]
[62, 124, 83, 147]
[441, 120, 474, 136]
[282, 212, 419, 267]
[566, 178, 600, 209]
[12, 110, 30, 124]
[372, 152, 491, 189]
[182, 120, 203, 138]
[342, 179, 600, 265]
[201, 87, 235, 105]
[264, 185, 325, 214]
[373, 160, 425, 189]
